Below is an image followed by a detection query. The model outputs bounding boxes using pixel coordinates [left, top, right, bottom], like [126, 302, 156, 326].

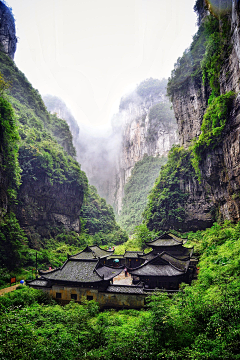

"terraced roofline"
[129, 252, 188, 276]
[146, 233, 184, 247]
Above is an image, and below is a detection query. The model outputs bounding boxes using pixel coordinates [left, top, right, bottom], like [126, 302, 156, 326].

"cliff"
[147, 0, 240, 231]
[113, 78, 178, 213]
[0, 47, 88, 247]
[0, 1, 17, 59]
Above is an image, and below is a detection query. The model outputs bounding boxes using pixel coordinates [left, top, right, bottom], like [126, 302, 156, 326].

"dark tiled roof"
[90, 246, 114, 258]
[71, 245, 113, 260]
[124, 251, 144, 258]
[27, 279, 50, 287]
[169, 247, 194, 260]
[106, 285, 145, 294]
[130, 253, 187, 277]
[161, 253, 189, 272]
[140, 247, 193, 261]
[146, 233, 183, 247]
[43, 259, 101, 283]
[96, 265, 123, 280]
[139, 250, 156, 261]
[72, 251, 96, 260]
[130, 263, 183, 277]
[42, 258, 122, 283]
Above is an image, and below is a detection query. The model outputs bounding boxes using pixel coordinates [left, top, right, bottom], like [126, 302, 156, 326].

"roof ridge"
[160, 252, 187, 273]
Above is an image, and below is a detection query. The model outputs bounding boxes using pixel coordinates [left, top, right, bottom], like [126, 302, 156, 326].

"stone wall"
[33, 284, 147, 309]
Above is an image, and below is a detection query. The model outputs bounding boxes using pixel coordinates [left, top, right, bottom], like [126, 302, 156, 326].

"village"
[27, 233, 198, 309]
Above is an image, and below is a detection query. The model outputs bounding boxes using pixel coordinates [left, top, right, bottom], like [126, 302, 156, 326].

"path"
[113, 270, 132, 285]
[0, 284, 19, 296]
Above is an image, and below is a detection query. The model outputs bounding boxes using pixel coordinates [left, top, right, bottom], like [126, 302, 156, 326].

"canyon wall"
[113, 84, 178, 212]
[169, 0, 240, 228]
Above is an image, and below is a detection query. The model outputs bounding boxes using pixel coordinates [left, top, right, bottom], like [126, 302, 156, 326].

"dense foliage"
[1, 221, 240, 359]
[0, 212, 27, 272]
[167, 12, 231, 101]
[117, 155, 167, 234]
[143, 145, 197, 232]
[0, 93, 21, 198]
[80, 185, 128, 246]
[192, 91, 235, 180]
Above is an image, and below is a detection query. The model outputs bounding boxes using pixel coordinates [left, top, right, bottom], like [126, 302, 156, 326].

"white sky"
[6, 0, 197, 129]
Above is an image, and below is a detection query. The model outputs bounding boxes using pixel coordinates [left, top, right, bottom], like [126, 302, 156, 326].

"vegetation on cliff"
[117, 155, 167, 234]
[167, 11, 231, 101]
[192, 91, 236, 180]
[80, 185, 128, 245]
[1, 221, 240, 359]
[143, 145, 197, 232]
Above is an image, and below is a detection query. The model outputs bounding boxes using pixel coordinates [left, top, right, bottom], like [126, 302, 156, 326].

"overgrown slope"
[117, 155, 167, 234]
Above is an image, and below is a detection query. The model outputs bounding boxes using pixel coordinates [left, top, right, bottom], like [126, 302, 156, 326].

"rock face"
[113, 89, 178, 213]
[14, 168, 85, 248]
[170, 1, 240, 228]
[0, 1, 17, 59]
[0, 151, 8, 220]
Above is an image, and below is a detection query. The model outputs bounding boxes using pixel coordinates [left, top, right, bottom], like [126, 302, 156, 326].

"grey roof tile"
[124, 251, 144, 258]
[130, 253, 187, 277]
[41, 258, 123, 283]
[146, 233, 183, 247]
[71, 245, 113, 260]
[43, 259, 102, 283]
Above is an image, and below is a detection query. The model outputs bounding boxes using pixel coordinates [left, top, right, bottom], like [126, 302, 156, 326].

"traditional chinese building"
[27, 234, 196, 307]
[129, 233, 195, 289]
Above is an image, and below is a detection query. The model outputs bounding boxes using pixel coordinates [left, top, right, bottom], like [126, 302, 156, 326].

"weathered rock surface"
[170, 1, 240, 228]
[14, 170, 84, 247]
[0, 1, 17, 59]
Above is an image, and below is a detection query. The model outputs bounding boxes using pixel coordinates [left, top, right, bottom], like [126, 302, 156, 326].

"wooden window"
[87, 295, 93, 301]
[56, 292, 61, 299]
[71, 294, 77, 300]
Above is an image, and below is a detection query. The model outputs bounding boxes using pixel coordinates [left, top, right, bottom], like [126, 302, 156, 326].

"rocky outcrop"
[0, 1, 17, 59]
[169, 1, 240, 228]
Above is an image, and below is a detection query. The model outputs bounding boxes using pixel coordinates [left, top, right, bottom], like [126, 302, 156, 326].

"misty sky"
[6, 0, 197, 130]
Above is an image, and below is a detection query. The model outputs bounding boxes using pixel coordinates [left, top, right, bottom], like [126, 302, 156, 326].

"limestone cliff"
[167, 0, 240, 228]
[0, 1, 17, 59]
[112, 79, 178, 213]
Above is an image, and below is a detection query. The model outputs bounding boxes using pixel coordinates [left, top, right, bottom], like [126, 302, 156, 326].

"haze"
[6, 0, 197, 129]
